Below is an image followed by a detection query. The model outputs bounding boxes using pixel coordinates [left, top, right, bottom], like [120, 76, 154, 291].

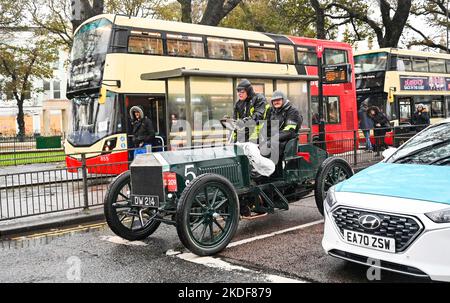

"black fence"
[0, 125, 426, 223]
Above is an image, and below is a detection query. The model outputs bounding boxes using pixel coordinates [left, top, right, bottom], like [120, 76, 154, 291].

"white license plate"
[131, 195, 159, 207]
[343, 230, 396, 253]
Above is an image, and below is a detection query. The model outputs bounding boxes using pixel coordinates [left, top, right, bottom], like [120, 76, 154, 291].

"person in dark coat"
[367, 106, 390, 155]
[358, 99, 374, 151]
[411, 103, 430, 132]
[260, 90, 303, 169]
[130, 106, 155, 149]
[233, 79, 269, 142]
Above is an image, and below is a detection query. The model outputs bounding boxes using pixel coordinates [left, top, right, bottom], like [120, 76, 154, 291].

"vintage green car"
[104, 126, 353, 256]
[103, 69, 353, 256]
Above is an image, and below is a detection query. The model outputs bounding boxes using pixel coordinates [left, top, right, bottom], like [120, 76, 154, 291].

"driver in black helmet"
[232, 79, 269, 142]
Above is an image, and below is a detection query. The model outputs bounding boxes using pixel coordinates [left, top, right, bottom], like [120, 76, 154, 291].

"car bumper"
[322, 197, 450, 282]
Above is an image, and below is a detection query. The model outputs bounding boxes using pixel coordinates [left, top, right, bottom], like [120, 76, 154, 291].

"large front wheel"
[104, 171, 161, 241]
[176, 174, 240, 256]
[314, 157, 353, 216]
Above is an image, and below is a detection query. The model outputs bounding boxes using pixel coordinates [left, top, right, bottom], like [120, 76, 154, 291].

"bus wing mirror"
[98, 86, 107, 104]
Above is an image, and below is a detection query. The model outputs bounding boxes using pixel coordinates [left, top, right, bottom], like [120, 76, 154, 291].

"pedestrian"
[232, 79, 270, 143]
[358, 99, 374, 151]
[367, 106, 390, 156]
[411, 103, 430, 132]
[130, 106, 155, 156]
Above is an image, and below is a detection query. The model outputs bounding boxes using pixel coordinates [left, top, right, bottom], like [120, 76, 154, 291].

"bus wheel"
[176, 174, 239, 256]
[104, 171, 161, 241]
[314, 157, 353, 216]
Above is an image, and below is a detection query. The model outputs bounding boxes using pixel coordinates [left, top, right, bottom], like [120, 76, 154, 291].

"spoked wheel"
[176, 173, 239, 256]
[314, 157, 353, 216]
[104, 171, 161, 241]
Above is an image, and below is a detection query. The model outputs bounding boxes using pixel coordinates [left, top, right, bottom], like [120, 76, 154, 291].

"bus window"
[399, 97, 412, 124]
[190, 77, 234, 145]
[447, 97, 450, 117]
[297, 49, 317, 66]
[324, 49, 347, 65]
[355, 52, 387, 73]
[248, 42, 277, 63]
[279, 45, 295, 64]
[396, 56, 412, 71]
[128, 35, 163, 55]
[429, 58, 446, 73]
[207, 37, 244, 61]
[311, 96, 341, 124]
[167, 34, 205, 58]
[432, 98, 445, 118]
[413, 58, 429, 72]
[446, 60, 450, 73]
[276, 80, 309, 126]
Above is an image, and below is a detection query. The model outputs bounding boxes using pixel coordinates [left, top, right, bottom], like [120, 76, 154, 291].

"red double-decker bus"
[287, 37, 358, 153]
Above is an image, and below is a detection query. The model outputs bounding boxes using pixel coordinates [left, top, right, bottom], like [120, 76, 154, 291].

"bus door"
[398, 97, 413, 125]
[125, 94, 167, 151]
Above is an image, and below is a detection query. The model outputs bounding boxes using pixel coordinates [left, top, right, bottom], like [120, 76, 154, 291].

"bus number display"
[323, 64, 352, 84]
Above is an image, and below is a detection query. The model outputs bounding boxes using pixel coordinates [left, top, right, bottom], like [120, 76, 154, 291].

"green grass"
[0, 150, 65, 166]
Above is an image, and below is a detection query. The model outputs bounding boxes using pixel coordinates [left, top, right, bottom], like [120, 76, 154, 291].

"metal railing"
[0, 125, 427, 223]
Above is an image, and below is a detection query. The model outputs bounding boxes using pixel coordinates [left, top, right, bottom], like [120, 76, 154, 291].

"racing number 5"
[184, 165, 197, 186]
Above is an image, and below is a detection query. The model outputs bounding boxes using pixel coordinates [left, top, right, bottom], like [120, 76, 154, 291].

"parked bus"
[65, 14, 357, 173]
[355, 48, 450, 143]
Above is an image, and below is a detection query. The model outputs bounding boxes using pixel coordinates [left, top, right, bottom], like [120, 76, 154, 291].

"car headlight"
[425, 208, 450, 223]
[325, 186, 338, 209]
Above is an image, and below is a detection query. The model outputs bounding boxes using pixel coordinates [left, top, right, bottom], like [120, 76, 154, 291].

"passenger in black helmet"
[232, 79, 269, 142]
[262, 90, 303, 173]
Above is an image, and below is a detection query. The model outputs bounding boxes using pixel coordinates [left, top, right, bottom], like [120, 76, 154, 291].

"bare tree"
[330, 0, 412, 48]
[177, 0, 242, 25]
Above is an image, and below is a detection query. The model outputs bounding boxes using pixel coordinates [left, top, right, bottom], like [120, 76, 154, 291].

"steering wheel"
[220, 118, 241, 131]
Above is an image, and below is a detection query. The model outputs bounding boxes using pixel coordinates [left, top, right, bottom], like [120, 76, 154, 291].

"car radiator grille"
[332, 207, 423, 252]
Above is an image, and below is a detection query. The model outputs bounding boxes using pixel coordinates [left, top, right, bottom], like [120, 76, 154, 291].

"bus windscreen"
[354, 52, 388, 73]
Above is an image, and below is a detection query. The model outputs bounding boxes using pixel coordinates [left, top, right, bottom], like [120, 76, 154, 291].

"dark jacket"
[411, 110, 430, 131]
[132, 116, 155, 147]
[358, 106, 374, 130]
[233, 93, 267, 122]
[266, 101, 303, 143]
[368, 106, 390, 135]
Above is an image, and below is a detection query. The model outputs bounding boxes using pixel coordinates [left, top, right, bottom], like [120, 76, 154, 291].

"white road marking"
[100, 235, 147, 246]
[227, 219, 324, 248]
[173, 252, 306, 283]
[166, 220, 324, 283]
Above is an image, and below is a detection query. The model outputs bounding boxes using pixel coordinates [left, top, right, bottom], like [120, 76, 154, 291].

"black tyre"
[104, 171, 161, 241]
[314, 157, 353, 216]
[176, 173, 240, 256]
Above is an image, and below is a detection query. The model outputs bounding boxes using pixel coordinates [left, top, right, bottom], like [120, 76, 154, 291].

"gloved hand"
[236, 119, 246, 129]
[242, 117, 251, 122]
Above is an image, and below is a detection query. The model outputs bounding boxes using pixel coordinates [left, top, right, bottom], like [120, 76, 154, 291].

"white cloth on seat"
[236, 142, 275, 177]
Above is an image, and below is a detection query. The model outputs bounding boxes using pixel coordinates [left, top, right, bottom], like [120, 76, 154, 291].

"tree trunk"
[178, 0, 192, 23]
[16, 98, 25, 140]
[377, 0, 412, 48]
[200, 0, 225, 26]
[310, 0, 326, 39]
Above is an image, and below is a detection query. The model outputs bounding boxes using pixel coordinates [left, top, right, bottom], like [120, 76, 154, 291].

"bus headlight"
[426, 208, 450, 223]
[102, 138, 117, 153]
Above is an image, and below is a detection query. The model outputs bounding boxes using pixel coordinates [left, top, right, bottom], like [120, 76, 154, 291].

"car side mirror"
[382, 147, 397, 159]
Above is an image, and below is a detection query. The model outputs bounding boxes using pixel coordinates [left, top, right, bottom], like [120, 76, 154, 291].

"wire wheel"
[176, 174, 239, 256]
[104, 171, 161, 241]
[314, 157, 353, 216]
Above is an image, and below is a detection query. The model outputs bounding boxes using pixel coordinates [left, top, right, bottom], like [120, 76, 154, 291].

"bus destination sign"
[323, 64, 352, 84]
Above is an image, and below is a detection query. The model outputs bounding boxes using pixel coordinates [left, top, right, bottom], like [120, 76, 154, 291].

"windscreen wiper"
[429, 155, 450, 165]
[393, 139, 450, 164]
